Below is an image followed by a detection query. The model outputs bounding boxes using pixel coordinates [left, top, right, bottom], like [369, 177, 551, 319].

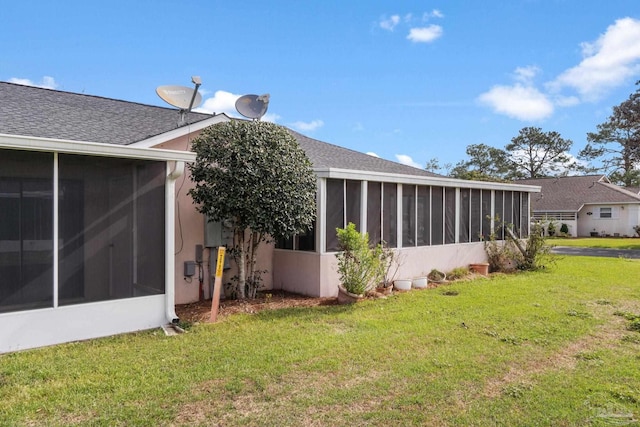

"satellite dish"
[156, 85, 202, 110]
[235, 94, 270, 119]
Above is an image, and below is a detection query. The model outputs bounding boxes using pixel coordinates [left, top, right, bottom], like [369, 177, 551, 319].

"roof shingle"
[518, 175, 640, 211]
[0, 81, 212, 145]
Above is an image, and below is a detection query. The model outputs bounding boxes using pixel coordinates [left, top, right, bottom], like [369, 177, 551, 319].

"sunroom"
[0, 133, 195, 353]
[274, 169, 538, 297]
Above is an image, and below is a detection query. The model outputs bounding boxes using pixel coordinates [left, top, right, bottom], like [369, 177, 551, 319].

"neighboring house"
[1, 82, 540, 352]
[519, 175, 640, 237]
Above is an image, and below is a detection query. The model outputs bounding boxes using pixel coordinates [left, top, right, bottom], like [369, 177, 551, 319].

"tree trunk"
[235, 227, 246, 299]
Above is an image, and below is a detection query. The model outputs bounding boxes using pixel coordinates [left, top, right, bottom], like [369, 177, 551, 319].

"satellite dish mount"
[156, 76, 203, 126]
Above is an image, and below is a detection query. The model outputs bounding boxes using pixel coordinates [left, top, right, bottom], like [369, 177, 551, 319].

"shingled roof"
[1, 81, 441, 178]
[518, 175, 640, 211]
[0, 81, 213, 145]
[289, 130, 440, 177]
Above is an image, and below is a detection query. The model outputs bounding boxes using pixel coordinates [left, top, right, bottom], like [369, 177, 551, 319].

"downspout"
[165, 161, 185, 324]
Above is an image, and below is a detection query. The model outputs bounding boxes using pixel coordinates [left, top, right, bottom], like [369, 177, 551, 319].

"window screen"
[367, 182, 382, 246]
[417, 186, 430, 246]
[382, 183, 397, 247]
[0, 151, 54, 313]
[325, 179, 344, 252]
[431, 187, 443, 245]
[402, 185, 416, 247]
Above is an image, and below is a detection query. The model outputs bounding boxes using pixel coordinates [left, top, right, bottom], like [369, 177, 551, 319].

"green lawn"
[549, 237, 640, 250]
[1, 256, 640, 426]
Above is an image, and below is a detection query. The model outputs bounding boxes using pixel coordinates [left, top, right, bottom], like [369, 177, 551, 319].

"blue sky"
[2, 1, 640, 170]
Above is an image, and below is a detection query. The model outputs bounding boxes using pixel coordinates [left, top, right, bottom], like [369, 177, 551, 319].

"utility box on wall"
[184, 261, 196, 277]
[204, 216, 224, 248]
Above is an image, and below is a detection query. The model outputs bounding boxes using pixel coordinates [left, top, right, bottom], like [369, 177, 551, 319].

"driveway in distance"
[551, 246, 640, 259]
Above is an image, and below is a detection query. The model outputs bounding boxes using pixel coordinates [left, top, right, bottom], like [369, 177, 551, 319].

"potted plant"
[335, 223, 381, 303]
[375, 244, 400, 295]
[427, 268, 446, 283]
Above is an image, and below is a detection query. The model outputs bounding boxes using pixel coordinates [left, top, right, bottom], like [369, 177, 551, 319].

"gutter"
[165, 161, 185, 324]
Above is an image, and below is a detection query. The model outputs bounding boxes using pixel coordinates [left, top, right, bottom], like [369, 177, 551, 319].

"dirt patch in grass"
[175, 290, 338, 323]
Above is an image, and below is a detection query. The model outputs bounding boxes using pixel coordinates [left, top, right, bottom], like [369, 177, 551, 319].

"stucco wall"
[153, 134, 275, 304]
[273, 242, 488, 297]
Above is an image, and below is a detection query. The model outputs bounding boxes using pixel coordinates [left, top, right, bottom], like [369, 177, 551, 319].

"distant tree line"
[426, 82, 640, 187]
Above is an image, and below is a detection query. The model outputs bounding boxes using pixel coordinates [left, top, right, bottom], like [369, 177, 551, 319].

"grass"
[1, 256, 640, 426]
[549, 237, 640, 250]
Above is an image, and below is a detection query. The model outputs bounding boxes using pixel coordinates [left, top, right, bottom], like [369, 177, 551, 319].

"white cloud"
[196, 90, 280, 123]
[478, 83, 554, 121]
[9, 76, 58, 89]
[549, 17, 640, 100]
[553, 95, 581, 107]
[195, 90, 241, 116]
[423, 9, 444, 20]
[513, 65, 540, 84]
[366, 152, 380, 158]
[380, 15, 400, 31]
[395, 154, 423, 168]
[407, 25, 443, 43]
[289, 119, 324, 132]
[352, 122, 364, 131]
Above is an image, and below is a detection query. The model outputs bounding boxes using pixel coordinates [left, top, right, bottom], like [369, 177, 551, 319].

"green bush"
[547, 221, 556, 237]
[335, 223, 381, 295]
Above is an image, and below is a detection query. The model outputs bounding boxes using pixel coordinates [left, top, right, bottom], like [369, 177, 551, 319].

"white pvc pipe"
[165, 161, 185, 323]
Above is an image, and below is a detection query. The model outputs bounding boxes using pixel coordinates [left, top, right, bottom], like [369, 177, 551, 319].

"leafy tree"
[449, 143, 511, 182]
[579, 82, 640, 187]
[188, 120, 317, 299]
[425, 157, 450, 174]
[506, 127, 576, 179]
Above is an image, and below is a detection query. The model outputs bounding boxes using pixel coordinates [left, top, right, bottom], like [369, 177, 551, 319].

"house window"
[600, 207, 612, 219]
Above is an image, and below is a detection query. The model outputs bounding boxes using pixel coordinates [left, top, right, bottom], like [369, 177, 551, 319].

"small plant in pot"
[375, 243, 400, 294]
[335, 223, 381, 303]
[427, 268, 446, 283]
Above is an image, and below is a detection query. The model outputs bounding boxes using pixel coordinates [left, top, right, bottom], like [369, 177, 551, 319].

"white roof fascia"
[313, 168, 541, 192]
[0, 133, 196, 163]
[129, 114, 232, 148]
[582, 201, 640, 207]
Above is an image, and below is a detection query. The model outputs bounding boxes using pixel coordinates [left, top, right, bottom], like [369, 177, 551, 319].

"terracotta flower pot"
[470, 263, 490, 276]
